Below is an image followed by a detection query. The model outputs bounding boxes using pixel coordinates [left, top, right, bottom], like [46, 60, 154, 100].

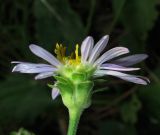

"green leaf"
[112, 0, 158, 52]
[92, 86, 109, 94]
[100, 120, 137, 135]
[10, 128, 35, 135]
[0, 75, 53, 124]
[138, 83, 160, 121]
[34, 0, 85, 50]
[120, 94, 141, 124]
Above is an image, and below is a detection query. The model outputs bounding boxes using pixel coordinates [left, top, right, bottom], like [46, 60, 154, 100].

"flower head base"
[11, 35, 149, 110]
[54, 44, 96, 109]
[55, 65, 95, 109]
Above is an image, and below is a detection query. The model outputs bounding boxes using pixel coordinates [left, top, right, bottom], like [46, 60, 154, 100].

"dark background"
[0, 0, 160, 135]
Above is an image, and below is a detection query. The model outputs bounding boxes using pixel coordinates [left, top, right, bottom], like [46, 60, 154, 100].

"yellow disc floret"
[55, 43, 81, 66]
[54, 43, 66, 63]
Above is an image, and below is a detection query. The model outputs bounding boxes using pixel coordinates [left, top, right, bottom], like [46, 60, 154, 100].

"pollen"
[55, 43, 81, 66]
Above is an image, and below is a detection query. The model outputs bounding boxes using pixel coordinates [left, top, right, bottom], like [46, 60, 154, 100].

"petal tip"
[29, 44, 41, 51]
[86, 36, 93, 39]
[51, 87, 59, 100]
[103, 35, 109, 40]
[12, 66, 17, 72]
[138, 77, 150, 85]
[142, 82, 148, 85]
[84, 36, 94, 43]
[143, 54, 149, 59]
[29, 44, 36, 49]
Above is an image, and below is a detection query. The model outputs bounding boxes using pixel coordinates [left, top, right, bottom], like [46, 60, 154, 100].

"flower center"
[55, 43, 81, 66]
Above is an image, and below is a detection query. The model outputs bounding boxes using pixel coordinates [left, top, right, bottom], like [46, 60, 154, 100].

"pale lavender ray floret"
[29, 44, 62, 67]
[81, 36, 94, 63]
[99, 64, 140, 71]
[51, 87, 60, 100]
[35, 72, 55, 80]
[12, 62, 57, 73]
[88, 35, 109, 64]
[11, 44, 63, 100]
[110, 54, 148, 67]
[12, 44, 63, 80]
[80, 35, 149, 85]
[95, 70, 149, 85]
[93, 47, 129, 66]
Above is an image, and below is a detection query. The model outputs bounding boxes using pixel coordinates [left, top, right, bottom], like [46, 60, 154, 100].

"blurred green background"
[0, 0, 160, 135]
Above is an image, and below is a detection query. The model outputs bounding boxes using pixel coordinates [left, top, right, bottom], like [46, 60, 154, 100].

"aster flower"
[12, 35, 149, 135]
[12, 35, 149, 100]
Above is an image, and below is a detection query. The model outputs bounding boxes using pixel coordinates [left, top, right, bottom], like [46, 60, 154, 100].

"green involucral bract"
[55, 64, 95, 110]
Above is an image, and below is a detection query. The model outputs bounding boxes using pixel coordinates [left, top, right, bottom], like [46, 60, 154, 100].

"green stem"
[67, 108, 83, 135]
